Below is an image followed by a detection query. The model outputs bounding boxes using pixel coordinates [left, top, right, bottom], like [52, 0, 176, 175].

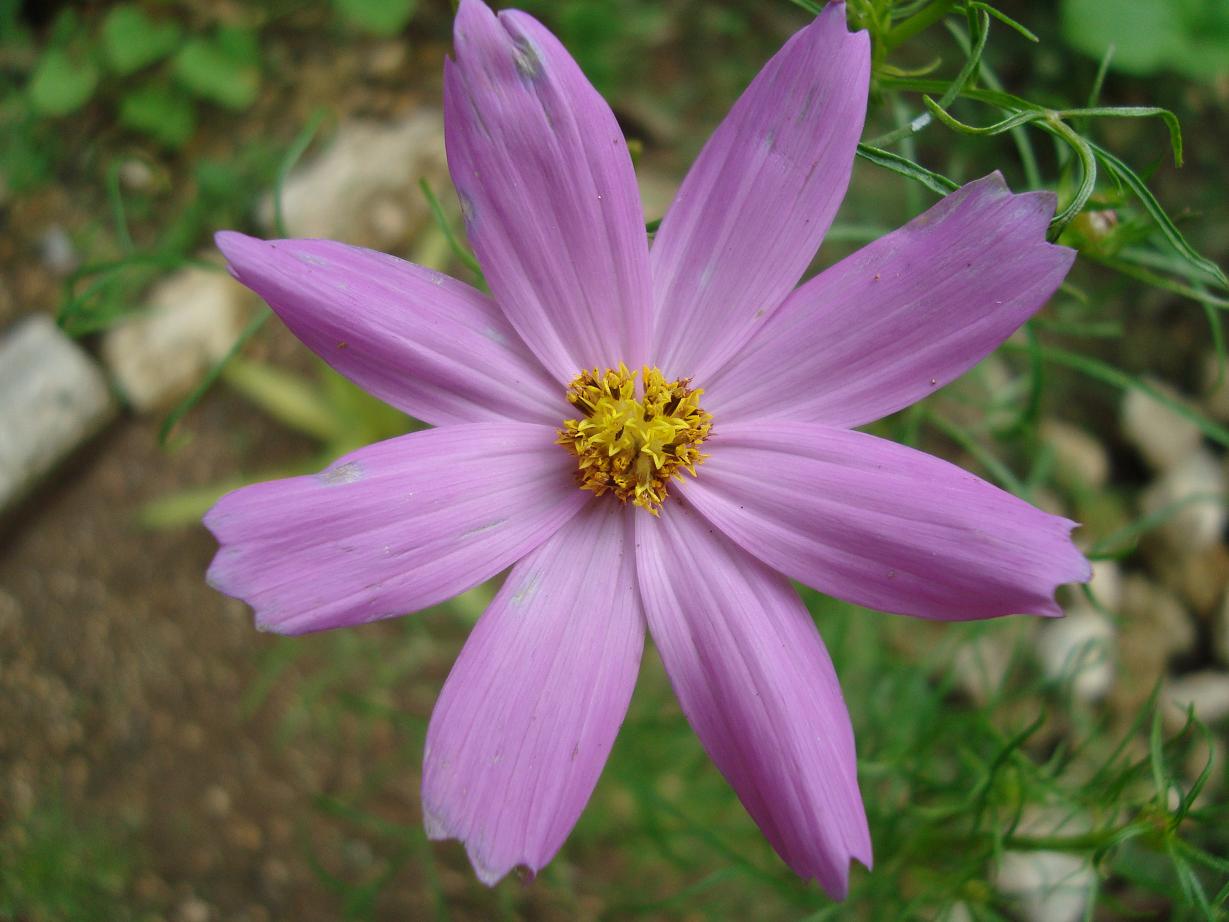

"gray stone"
[1089, 560, 1123, 611]
[996, 850, 1095, 922]
[0, 315, 117, 514]
[1035, 606, 1116, 702]
[1165, 671, 1229, 732]
[259, 111, 448, 248]
[102, 266, 248, 411]
[1203, 352, 1229, 423]
[37, 225, 79, 276]
[1141, 449, 1227, 553]
[995, 809, 1095, 922]
[1216, 591, 1229, 667]
[1041, 419, 1109, 490]
[1122, 381, 1203, 472]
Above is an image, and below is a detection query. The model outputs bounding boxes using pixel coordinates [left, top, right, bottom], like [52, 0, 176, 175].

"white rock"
[38, 225, 79, 275]
[259, 111, 447, 248]
[1165, 671, 1229, 732]
[952, 632, 1014, 704]
[1121, 575, 1195, 658]
[0, 315, 117, 513]
[1216, 591, 1229, 667]
[118, 157, 155, 192]
[1089, 560, 1123, 611]
[102, 266, 248, 411]
[1203, 352, 1229, 423]
[175, 897, 212, 922]
[1036, 607, 1117, 702]
[1122, 382, 1202, 472]
[996, 850, 1095, 922]
[935, 902, 974, 922]
[1141, 449, 1227, 553]
[1040, 419, 1109, 490]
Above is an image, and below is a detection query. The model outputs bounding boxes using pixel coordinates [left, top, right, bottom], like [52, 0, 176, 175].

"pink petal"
[445, 0, 652, 382]
[216, 233, 562, 427]
[650, 4, 869, 382]
[204, 423, 586, 635]
[636, 501, 871, 897]
[680, 421, 1091, 621]
[422, 502, 643, 885]
[704, 173, 1075, 426]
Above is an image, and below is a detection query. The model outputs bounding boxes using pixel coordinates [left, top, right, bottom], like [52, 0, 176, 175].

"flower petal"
[204, 423, 586, 634]
[445, 0, 652, 381]
[636, 501, 871, 896]
[422, 501, 643, 884]
[650, 3, 869, 381]
[704, 173, 1075, 426]
[216, 233, 562, 427]
[680, 421, 1091, 620]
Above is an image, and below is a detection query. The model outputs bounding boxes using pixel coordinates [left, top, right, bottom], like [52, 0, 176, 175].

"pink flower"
[205, 0, 1089, 897]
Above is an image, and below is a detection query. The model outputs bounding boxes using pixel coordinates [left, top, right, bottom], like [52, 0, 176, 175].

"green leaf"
[173, 29, 260, 110]
[100, 4, 182, 75]
[118, 84, 196, 148]
[332, 0, 417, 36]
[854, 143, 958, 197]
[27, 48, 99, 116]
[222, 357, 344, 442]
[1060, 0, 1229, 81]
[1090, 141, 1229, 288]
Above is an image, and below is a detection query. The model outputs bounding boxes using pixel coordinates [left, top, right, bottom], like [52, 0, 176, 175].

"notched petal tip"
[421, 803, 541, 888]
[1024, 515, 1092, 620]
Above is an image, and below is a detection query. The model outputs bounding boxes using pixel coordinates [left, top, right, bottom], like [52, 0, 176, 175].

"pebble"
[203, 784, 231, 817]
[1114, 577, 1195, 713]
[996, 850, 1095, 922]
[366, 40, 408, 78]
[994, 808, 1096, 922]
[1217, 592, 1229, 667]
[1203, 352, 1229, 423]
[1121, 576, 1196, 657]
[0, 315, 117, 514]
[101, 266, 248, 411]
[1140, 449, 1227, 553]
[1164, 671, 1229, 732]
[118, 157, 155, 192]
[1041, 419, 1109, 490]
[37, 225, 79, 275]
[259, 111, 448, 248]
[1122, 381, 1203, 472]
[1035, 607, 1116, 702]
[952, 632, 1014, 704]
[176, 897, 213, 922]
[1089, 560, 1123, 611]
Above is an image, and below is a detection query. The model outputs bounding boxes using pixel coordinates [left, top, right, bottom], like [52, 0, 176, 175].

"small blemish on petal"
[511, 570, 541, 605]
[513, 37, 542, 80]
[319, 460, 363, 486]
[462, 519, 508, 539]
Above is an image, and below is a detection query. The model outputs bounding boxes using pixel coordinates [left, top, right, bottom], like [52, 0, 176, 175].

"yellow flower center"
[557, 364, 712, 515]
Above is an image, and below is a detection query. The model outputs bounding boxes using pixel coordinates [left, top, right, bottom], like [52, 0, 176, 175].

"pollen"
[557, 364, 712, 515]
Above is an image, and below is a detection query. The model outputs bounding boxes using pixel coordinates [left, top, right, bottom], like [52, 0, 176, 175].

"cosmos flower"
[204, 0, 1090, 897]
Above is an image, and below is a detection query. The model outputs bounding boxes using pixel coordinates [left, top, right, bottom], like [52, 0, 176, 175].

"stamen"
[557, 364, 712, 515]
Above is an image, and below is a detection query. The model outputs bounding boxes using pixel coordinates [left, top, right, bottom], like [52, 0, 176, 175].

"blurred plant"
[20, 5, 262, 148]
[1061, 0, 1229, 81]
[0, 793, 138, 922]
[4, 1, 421, 158]
[140, 358, 414, 528]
